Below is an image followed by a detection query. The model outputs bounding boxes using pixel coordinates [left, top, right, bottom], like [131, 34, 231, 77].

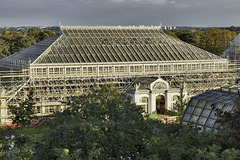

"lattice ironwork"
[181, 86, 239, 132]
[0, 26, 239, 123]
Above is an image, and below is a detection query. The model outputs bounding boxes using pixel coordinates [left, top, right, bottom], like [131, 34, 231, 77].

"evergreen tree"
[8, 88, 36, 127]
[173, 88, 187, 119]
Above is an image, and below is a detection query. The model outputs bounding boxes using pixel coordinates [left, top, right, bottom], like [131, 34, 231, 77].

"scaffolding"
[0, 26, 239, 123]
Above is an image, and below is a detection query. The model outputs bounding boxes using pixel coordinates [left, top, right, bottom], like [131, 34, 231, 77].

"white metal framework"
[222, 33, 240, 61]
[0, 26, 239, 124]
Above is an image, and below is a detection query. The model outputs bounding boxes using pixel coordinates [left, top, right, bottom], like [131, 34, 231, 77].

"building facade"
[0, 26, 238, 124]
[127, 78, 187, 114]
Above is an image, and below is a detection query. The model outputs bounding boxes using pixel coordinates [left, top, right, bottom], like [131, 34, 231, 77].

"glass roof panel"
[215, 103, 224, 110]
[197, 117, 207, 125]
[197, 100, 207, 108]
[190, 99, 199, 107]
[182, 113, 191, 121]
[201, 109, 211, 117]
[209, 111, 217, 119]
[193, 108, 203, 115]
[222, 104, 234, 112]
[205, 102, 215, 109]
[189, 115, 199, 123]
[205, 127, 213, 132]
[205, 118, 216, 127]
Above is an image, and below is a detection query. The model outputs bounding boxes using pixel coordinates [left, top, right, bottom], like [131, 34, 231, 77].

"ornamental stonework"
[153, 82, 167, 90]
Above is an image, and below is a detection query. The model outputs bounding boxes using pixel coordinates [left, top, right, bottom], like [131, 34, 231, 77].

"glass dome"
[180, 86, 239, 132]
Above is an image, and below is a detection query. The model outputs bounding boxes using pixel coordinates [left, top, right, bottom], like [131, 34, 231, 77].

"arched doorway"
[156, 95, 165, 114]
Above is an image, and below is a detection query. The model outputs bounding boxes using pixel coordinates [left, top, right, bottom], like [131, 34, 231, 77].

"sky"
[1, 0, 240, 27]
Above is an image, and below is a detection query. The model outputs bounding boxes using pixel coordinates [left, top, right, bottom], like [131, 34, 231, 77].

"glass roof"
[0, 26, 222, 69]
[34, 26, 220, 64]
[180, 86, 239, 132]
[0, 35, 60, 69]
[221, 33, 240, 59]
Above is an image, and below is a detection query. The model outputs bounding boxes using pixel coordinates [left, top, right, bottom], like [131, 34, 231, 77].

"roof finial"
[160, 21, 163, 30]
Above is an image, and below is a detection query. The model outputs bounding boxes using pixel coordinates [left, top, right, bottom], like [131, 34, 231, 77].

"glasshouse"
[181, 85, 239, 132]
[0, 26, 239, 124]
[222, 33, 240, 61]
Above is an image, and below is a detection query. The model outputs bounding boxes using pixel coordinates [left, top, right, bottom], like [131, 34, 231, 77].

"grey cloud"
[106, 0, 167, 5]
[0, 0, 240, 27]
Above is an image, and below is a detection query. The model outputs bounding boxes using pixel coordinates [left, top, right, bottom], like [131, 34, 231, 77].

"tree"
[215, 97, 240, 150]
[8, 88, 36, 127]
[164, 30, 178, 39]
[2, 85, 240, 159]
[199, 28, 234, 55]
[229, 26, 237, 32]
[37, 30, 54, 42]
[27, 28, 38, 38]
[173, 88, 187, 120]
[11, 34, 35, 53]
[0, 28, 55, 60]
[175, 29, 196, 44]
[43, 29, 55, 37]
[172, 28, 236, 56]
[0, 127, 16, 159]
[0, 89, 38, 159]
[33, 84, 156, 159]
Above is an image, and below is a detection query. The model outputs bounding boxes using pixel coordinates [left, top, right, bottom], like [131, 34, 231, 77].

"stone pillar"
[0, 99, 8, 124]
[61, 105, 65, 112]
[149, 92, 156, 114]
[165, 91, 170, 110]
[42, 106, 46, 114]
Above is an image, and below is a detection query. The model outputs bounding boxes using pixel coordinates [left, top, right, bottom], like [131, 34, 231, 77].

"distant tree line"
[165, 27, 238, 56]
[176, 26, 240, 33]
[0, 26, 60, 34]
[0, 28, 56, 59]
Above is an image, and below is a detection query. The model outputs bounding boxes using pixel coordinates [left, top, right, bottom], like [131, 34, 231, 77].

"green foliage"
[175, 29, 196, 44]
[164, 30, 179, 39]
[145, 125, 216, 159]
[2, 86, 240, 159]
[0, 30, 36, 59]
[33, 84, 154, 159]
[28, 28, 55, 42]
[164, 109, 179, 116]
[173, 88, 187, 120]
[0, 127, 15, 159]
[196, 145, 240, 160]
[198, 28, 234, 55]
[27, 28, 38, 38]
[0, 28, 55, 59]
[215, 97, 240, 150]
[167, 28, 236, 56]
[8, 89, 36, 127]
[0, 126, 38, 160]
[148, 112, 157, 118]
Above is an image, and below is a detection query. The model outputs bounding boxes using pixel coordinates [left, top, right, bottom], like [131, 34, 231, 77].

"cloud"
[108, 0, 126, 3]
[168, 1, 176, 4]
[173, 3, 189, 8]
[0, 0, 239, 27]
[106, 0, 167, 5]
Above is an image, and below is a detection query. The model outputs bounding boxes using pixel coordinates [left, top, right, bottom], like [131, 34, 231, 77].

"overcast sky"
[1, 0, 240, 27]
